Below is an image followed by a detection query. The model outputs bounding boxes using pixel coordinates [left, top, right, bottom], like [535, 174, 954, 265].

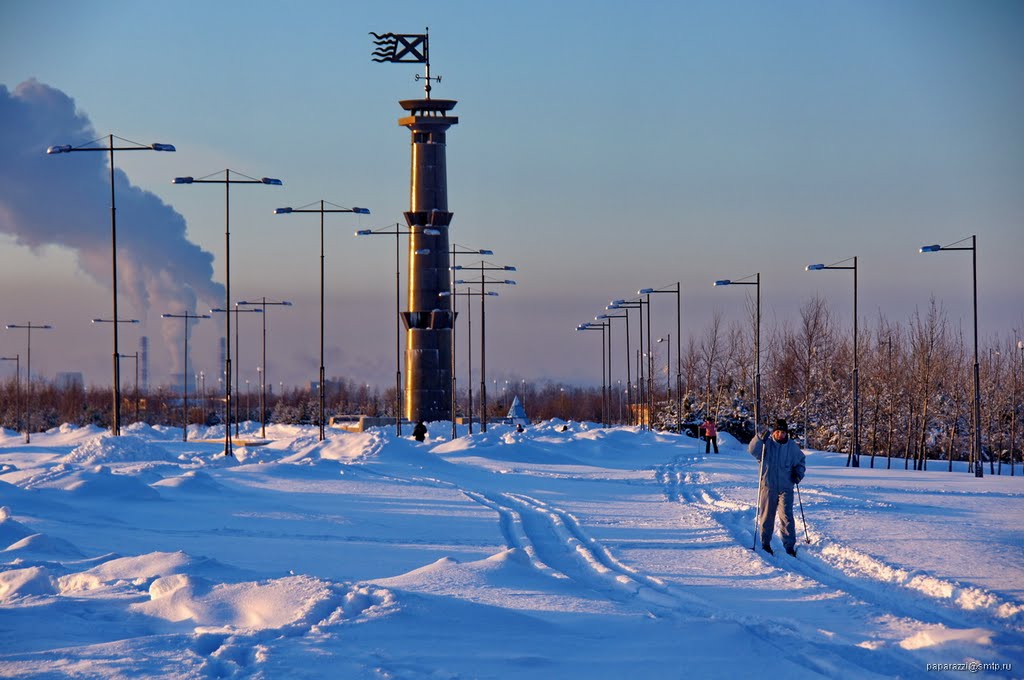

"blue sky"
[1, 0, 1022, 392]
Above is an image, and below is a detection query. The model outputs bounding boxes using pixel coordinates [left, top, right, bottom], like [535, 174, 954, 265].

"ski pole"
[796, 481, 811, 544]
[753, 435, 766, 551]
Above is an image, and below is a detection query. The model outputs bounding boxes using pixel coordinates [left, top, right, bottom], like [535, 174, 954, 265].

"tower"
[139, 336, 149, 393]
[400, 98, 458, 422]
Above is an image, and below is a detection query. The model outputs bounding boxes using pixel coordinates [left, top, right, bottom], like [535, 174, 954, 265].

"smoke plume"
[0, 79, 224, 375]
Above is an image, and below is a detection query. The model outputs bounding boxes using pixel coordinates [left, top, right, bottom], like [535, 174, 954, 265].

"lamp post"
[274, 202, 369, 440]
[0, 355, 19, 438]
[440, 287, 494, 437]
[593, 314, 619, 425]
[806, 257, 860, 467]
[48, 135, 175, 436]
[714, 273, 761, 434]
[91, 317, 139, 432]
[173, 169, 283, 456]
[920, 236, 983, 477]
[448, 244, 494, 438]
[451, 262, 517, 432]
[639, 285, 681, 432]
[576, 321, 608, 426]
[200, 371, 207, 415]
[599, 310, 630, 426]
[610, 299, 646, 427]
[658, 336, 671, 410]
[356, 223, 442, 435]
[5, 323, 53, 443]
[211, 305, 263, 438]
[1014, 339, 1023, 477]
[161, 312, 211, 441]
[238, 298, 292, 439]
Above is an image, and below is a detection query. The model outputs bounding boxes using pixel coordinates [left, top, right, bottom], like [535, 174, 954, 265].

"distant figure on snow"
[516, 423, 525, 433]
[413, 421, 427, 442]
[748, 418, 806, 556]
[701, 418, 719, 454]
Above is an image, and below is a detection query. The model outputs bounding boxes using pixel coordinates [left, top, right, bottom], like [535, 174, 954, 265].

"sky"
[1, 0, 1023, 393]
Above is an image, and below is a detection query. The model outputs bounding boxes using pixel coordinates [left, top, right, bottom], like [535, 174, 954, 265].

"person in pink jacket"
[700, 418, 719, 454]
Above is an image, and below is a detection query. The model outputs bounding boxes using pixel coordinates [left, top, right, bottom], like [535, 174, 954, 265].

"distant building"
[55, 372, 84, 390]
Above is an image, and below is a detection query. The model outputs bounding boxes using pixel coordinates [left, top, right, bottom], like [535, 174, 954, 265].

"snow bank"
[61, 434, 177, 465]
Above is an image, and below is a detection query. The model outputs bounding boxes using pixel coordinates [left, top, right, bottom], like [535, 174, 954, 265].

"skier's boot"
[785, 546, 797, 557]
[761, 543, 774, 555]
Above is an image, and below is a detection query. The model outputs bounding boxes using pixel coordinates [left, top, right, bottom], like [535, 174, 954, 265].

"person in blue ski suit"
[748, 418, 806, 556]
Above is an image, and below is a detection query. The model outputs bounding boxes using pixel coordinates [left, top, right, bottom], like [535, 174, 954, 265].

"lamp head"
[353, 207, 370, 214]
[438, 292, 452, 298]
[423, 228, 441, 236]
[920, 244, 941, 253]
[150, 143, 176, 152]
[479, 249, 494, 255]
[454, 279, 466, 285]
[503, 280, 516, 285]
[355, 229, 372, 236]
[639, 288, 655, 294]
[172, 177, 194, 184]
[714, 279, 731, 286]
[806, 264, 825, 271]
[451, 265, 463, 270]
[274, 207, 293, 214]
[487, 291, 499, 296]
[504, 266, 517, 271]
[46, 144, 72, 154]
[260, 177, 283, 186]
[415, 248, 431, 255]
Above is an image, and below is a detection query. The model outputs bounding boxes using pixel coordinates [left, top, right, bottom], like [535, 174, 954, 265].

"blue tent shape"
[506, 395, 528, 426]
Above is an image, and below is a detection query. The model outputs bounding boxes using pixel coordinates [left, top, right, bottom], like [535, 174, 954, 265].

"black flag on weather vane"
[370, 32, 428, 63]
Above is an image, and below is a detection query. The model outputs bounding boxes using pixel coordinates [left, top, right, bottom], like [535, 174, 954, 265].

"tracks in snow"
[656, 456, 1024, 638]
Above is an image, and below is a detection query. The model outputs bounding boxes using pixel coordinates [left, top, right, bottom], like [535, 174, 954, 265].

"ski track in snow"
[460, 487, 924, 678]
[655, 456, 1024, 638]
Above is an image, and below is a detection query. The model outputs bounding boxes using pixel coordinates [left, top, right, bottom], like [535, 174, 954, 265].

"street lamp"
[451, 261, 517, 432]
[639, 285, 682, 432]
[806, 257, 860, 467]
[714, 273, 761, 434]
[576, 321, 608, 426]
[598, 311, 630, 426]
[356, 223, 442, 435]
[920, 236, 983, 477]
[91, 317, 139, 432]
[609, 298, 647, 428]
[211, 305, 263, 437]
[173, 169, 283, 456]
[48, 135, 175, 436]
[448, 244, 494, 439]
[440, 287, 496, 436]
[161, 312, 211, 441]
[0, 355, 19, 439]
[658, 335, 671, 412]
[5, 323, 53, 443]
[274, 201, 369, 440]
[238, 298, 292, 439]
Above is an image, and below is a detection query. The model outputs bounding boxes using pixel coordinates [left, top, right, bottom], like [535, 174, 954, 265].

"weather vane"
[370, 28, 441, 99]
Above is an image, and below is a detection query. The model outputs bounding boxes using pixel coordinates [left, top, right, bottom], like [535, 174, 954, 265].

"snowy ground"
[0, 420, 1021, 679]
